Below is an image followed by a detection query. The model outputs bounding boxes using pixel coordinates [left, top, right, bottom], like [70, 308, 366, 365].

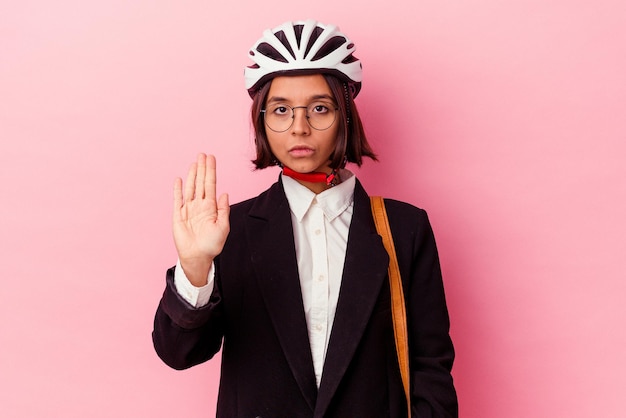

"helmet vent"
[304, 26, 324, 58]
[257, 42, 289, 63]
[273, 30, 296, 60]
[342, 54, 358, 64]
[294, 24, 304, 49]
[312, 36, 347, 61]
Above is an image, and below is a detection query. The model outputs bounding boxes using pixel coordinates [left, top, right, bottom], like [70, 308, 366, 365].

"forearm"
[152, 267, 224, 369]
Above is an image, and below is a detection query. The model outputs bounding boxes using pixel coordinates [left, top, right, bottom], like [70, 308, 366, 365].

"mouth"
[288, 145, 314, 157]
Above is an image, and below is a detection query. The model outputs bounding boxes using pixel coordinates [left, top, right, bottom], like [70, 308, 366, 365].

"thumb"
[217, 193, 230, 223]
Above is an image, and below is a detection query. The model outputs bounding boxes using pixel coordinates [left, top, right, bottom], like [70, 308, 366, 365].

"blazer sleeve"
[386, 201, 458, 417]
[152, 266, 224, 370]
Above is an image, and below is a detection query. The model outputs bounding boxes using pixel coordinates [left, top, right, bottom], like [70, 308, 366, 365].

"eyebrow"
[266, 94, 336, 104]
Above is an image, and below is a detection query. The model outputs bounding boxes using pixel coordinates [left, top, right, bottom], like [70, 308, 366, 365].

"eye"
[310, 104, 330, 114]
[275, 106, 289, 115]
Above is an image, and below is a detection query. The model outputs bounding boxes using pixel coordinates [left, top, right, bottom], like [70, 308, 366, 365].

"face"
[264, 74, 340, 175]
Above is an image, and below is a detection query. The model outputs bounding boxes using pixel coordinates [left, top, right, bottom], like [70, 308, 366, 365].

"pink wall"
[2, 1, 625, 416]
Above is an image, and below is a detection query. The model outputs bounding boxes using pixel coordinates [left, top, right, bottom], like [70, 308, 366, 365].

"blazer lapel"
[315, 181, 390, 416]
[245, 180, 318, 411]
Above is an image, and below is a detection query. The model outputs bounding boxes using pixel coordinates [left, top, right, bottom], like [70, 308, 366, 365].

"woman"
[153, 19, 458, 417]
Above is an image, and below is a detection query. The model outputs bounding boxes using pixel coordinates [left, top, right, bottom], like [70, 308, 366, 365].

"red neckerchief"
[282, 166, 338, 186]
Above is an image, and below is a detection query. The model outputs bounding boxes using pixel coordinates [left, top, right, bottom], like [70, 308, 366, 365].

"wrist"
[179, 257, 213, 287]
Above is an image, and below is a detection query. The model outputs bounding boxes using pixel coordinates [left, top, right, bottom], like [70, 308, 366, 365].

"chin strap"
[282, 166, 339, 186]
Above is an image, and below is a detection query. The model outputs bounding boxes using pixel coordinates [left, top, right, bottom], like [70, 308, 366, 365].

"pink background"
[2, 1, 625, 416]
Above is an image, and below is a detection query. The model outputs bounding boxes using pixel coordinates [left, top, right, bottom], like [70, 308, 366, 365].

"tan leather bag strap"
[370, 196, 411, 415]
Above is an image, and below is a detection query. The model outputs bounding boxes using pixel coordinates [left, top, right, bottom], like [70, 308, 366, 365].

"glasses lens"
[264, 105, 292, 132]
[263, 103, 337, 132]
[307, 103, 337, 130]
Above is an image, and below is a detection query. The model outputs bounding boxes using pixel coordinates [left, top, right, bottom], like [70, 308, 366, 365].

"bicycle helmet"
[244, 19, 362, 98]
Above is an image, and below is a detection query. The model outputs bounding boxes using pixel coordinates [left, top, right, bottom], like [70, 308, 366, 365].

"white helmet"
[244, 20, 363, 98]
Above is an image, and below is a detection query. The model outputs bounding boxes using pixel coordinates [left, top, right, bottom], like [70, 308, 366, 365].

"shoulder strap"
[370, 196, 411, 415]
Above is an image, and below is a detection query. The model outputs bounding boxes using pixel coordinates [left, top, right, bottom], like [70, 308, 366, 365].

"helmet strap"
[282, 166, 339, 186]
[343, 83, 352, 125]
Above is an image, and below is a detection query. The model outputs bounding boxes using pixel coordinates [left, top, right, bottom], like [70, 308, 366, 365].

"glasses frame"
[261, 104, 339, 133]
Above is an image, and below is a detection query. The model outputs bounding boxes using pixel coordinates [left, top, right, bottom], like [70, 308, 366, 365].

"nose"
[291, 106, 310, 135]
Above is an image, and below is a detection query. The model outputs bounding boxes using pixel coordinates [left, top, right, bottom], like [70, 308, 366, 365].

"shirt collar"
[282, 169, 356, 222]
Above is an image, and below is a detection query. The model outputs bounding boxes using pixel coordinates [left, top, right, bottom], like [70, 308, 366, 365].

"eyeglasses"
[261, 102, 338, 132]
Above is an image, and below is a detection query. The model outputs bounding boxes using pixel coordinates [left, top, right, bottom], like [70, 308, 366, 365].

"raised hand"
[173, 153, 230, 287]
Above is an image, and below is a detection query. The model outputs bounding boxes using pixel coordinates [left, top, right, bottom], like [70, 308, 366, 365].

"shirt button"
[318, 275, 325, 282]
[315, 229, 321, 235]
[314, 324, 323, 332]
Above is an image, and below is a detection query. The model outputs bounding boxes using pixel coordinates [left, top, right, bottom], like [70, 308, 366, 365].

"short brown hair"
[250, 74, 377, 170]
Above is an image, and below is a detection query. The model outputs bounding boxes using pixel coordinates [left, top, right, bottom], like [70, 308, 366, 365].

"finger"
[217, 193, 231, 230]
[217, 193, 230, 217]
[205, 154, 217, 204]
[184, 162, 197, 202]
[173, 177, 184, 222]
[195, 153, 207, 200]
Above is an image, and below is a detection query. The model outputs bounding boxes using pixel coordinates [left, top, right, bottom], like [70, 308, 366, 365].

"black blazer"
[153, 179, 457, 417]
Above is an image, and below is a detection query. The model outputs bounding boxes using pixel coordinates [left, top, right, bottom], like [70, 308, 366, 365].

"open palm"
[173, 153, 229, 286]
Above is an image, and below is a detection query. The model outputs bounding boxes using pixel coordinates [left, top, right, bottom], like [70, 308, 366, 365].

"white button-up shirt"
[175, 170, 356, 387]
